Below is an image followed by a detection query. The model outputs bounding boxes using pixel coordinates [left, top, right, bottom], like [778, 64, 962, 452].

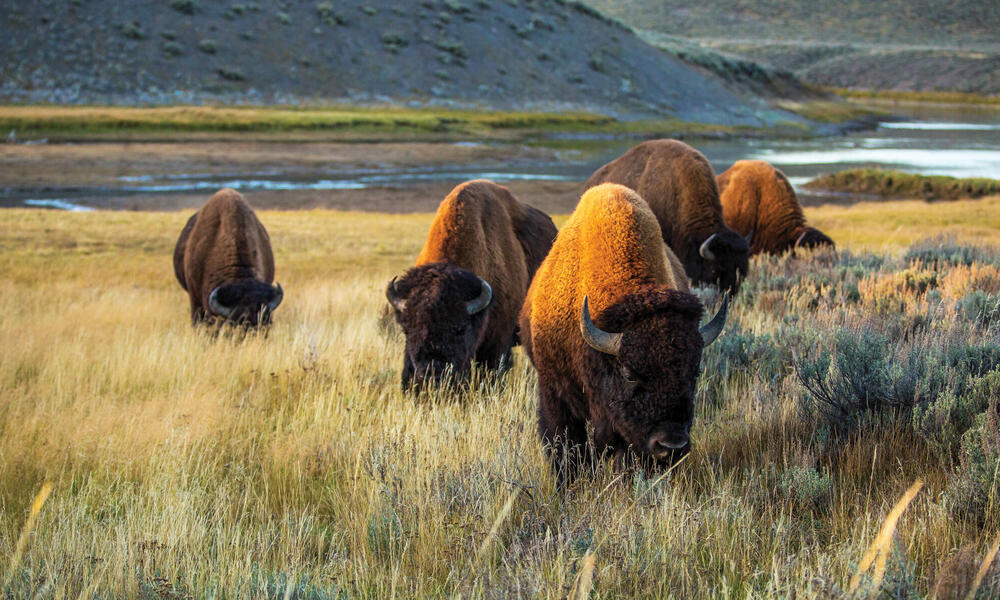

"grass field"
[2, 198, 1000, 598]
[0, 104, 859, 143]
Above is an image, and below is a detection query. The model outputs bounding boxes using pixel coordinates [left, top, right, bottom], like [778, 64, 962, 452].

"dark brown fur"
[173, 188, 280, 326]
[585, 139, 749, 293]
[717, 160, 834, 255]
[389, 179, 557, 390]
[520, 184, 714, 481]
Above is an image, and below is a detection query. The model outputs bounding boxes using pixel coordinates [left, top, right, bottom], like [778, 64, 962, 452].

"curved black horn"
[385, 277, 407, 312]
[268, 282, 283, 312]
[745, 229, 755, 246]
[580, 296, 621, 356]
[699, 293, 729, 346]
[208, 286, 234, 318]
[699, 233, 719, 261]
[466, 277, 493, 315]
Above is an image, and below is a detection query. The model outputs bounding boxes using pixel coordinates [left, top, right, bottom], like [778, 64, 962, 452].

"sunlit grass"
[1, 202, 998, 597]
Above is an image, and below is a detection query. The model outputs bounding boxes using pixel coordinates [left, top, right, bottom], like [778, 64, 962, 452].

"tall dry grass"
[1, 203, 998, 598]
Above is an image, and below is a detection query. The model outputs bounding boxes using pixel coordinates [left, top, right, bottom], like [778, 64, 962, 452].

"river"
[3, 103, 999, 212]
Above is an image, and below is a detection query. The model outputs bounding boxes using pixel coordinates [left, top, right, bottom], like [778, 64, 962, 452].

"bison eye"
[620, 365, 638, 384]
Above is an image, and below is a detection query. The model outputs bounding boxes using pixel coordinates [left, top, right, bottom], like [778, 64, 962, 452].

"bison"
[386, 179, 557, 391]
[173, 188, 283, 327]
[717, 160, 834, 255]
[519, 183, 727, 481]
[584, 139, 750, 294]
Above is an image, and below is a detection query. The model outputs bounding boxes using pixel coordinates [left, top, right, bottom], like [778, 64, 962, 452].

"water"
[5, 104, 999, 211]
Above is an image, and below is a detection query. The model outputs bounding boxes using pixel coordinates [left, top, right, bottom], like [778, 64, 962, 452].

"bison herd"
[174, 138, 833, 480]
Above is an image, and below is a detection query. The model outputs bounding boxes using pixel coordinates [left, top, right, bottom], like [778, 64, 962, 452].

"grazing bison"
[717, 160, 834, 255]
[519, 183, 727, 480]
[585, 139, 750, 294]
[173, 188, 283, 327]
[386, 179, 557, 391]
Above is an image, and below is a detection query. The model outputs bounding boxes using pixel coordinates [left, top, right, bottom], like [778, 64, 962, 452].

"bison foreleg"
[537, 384, 589, 487]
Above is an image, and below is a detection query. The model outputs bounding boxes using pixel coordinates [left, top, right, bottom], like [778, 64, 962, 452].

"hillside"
[0, 0, 809, 125]
[586, 0, 1000, 95]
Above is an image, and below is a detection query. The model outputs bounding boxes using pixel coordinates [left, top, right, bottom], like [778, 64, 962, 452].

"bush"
[957, 291, 1000, 327]
[905, 236, 1000, 268]
[216, 68, 246, 81]
[946, 399, 1000, 525]
[435, 39, 468, 60]
[276, 11, 292, 25]
[316, 2, 347, 26]
[778, 466, 832, 511]
[198, 39, 217, 54]
[381, 33, 408, 53]
[162, 41, 183, 56]
[169, 0, 196, 14]
[913, 371, 1000, 462]
[120, 21, 146, 40]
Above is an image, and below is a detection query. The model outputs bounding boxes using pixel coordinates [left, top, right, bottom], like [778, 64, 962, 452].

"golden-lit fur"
[717, 160, 834, 255]
[521, 184, 680, 352]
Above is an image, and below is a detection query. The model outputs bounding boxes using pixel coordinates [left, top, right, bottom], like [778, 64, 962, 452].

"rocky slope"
[0, 0, 809, 125]
[586, 0, 1000, 95]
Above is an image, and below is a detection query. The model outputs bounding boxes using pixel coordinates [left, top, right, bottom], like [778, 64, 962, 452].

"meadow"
[2, 197, 1000, 598]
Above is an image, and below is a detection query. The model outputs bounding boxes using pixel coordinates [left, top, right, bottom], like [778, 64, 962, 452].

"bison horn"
[268, 283, 283, 312]
[385, 277, 407, 312]
[208, 286, 234, 319]
[699, 293, 729, 346]
[699, 233, 719, 261]
[580, 296, 621, 356]
[745, 229, 755, 246]
[794, 229, 809, 248]
[466, 277, 493, 315]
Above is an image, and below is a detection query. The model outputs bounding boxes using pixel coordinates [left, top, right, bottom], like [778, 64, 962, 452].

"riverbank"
[0, 103, 881, 143]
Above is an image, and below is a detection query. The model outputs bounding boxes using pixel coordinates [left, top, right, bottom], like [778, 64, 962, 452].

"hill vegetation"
[807, 170, 1000, 202]
[586, 0, 1000, 96]
[1, 0, 808, 125]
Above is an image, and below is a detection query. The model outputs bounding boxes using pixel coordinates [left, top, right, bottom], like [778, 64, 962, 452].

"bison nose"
[648, 432, 688, 458]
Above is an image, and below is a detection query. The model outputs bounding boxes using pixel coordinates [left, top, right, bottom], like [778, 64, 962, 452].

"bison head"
[386, 262, 493, 392]
[795, 227, 835, 251]
[207, 280, 283, 327]
[690, 229, 750, 295]
[579, 290, 727, 468]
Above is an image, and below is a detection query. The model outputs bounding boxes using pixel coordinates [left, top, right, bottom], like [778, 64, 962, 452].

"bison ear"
[386, 277, 407, 312]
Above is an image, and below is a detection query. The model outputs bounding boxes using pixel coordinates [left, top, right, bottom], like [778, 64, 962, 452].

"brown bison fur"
[173, 188, 282, 327]
[387, 179, 557, 390]
[584, 139, 749, 294]
[520, 183, 726, 482]
[717, 160, 834, 256]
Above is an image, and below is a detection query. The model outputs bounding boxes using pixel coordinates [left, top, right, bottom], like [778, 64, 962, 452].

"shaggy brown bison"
[173, 188, 283, 327]
[584, 139, 750, 294]
[717, 160, 834, 255]
[519, 183, 727, 480]
[386, 179, 557, 391]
